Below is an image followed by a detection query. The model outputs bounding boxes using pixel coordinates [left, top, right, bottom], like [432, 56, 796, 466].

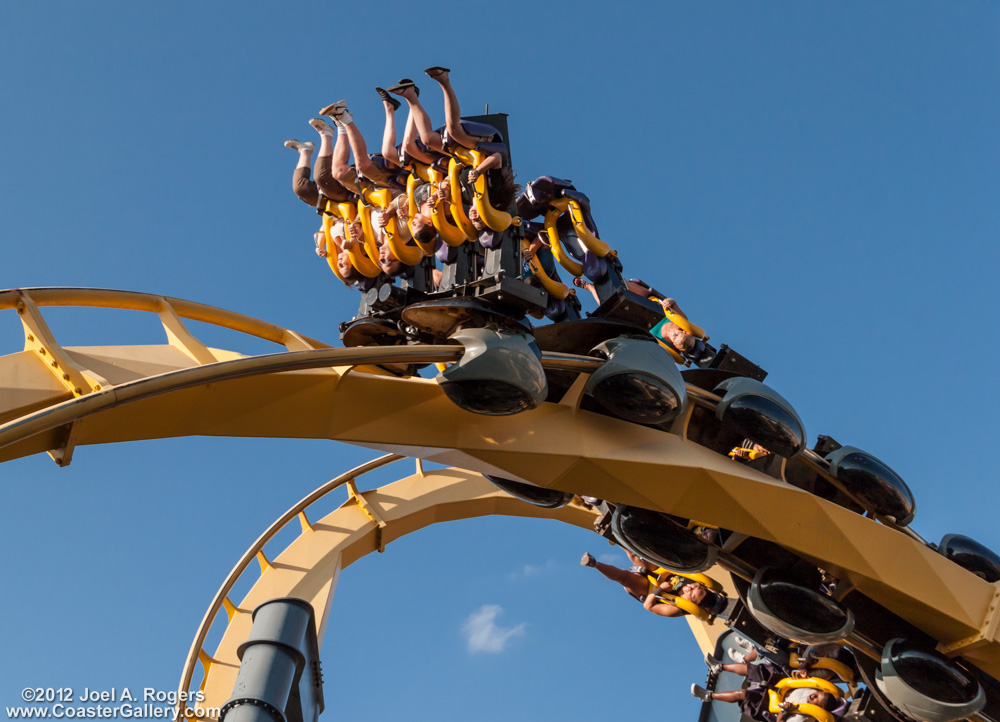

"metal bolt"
[26, 334, 34, 341]
[74, 388, 82, 395]
[94, 385, 102, 391]
[39, 347, 47, 355]
[51, 361, 58, 368]
[62, 374, 70, 381]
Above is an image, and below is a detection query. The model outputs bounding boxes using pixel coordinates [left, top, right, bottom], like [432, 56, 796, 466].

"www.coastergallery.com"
[6, 704, 220, 719]
[8, 689, 219, 720]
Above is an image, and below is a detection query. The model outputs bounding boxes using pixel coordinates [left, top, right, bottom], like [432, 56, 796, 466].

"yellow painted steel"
[432, 201, 470, 247]
[774, 677, 844, 697]
[344, 239, 381, 278]
[767, 677, 843, 722]
[543, 204, 584, 277]
[566, 198, 611, 257]
[447, 158, 479, 241]
[467, 149, 514, 232]
[414, 163, 437, 183]
[648, 295, 709, 340]
[767, 698, 835, 722]
[410, 165, 467, 248]
[651, 591, 714, 621]
[404, 173, 445, 254]
[335, 201, 379, 277]
[367, 188, 424, 265]
[335, 201, 357, 224]
[178, 465, 614, 718]
[2, 289, 1000, 682]
[17, 293, 109, 397]
[406, 169, 420, 215]
[355, 197, 383, 263]
[789, 653, 855, 684]
[521, 236, 571, 300]
[648, 568, 725, 593]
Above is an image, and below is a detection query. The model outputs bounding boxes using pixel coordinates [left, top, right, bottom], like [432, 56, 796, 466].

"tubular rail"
[0, 287, 929, 557]
[175, 453, 405, 715]
[0, 287, 329, 350]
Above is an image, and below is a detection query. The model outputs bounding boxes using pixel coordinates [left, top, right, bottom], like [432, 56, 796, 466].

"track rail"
[2, 287, 998, 683]
[174, 458, 605, 720]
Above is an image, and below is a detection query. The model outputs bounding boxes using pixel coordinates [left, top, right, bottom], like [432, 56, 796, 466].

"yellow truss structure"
[171, 454, 724, 719]
[1, 287, 998, 707]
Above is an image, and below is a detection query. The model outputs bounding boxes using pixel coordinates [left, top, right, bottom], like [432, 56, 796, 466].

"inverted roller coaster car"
[714, 377, 806, 458]
[824, 446, 915, 526]
[746, 567, 854, 645]
[436, 327, 548, 415]
[610, 505, 718, 573]
[938, 533, 1000, 582]
[483, 474, 574, 509]
[585, 336, 688, 425]
[875, 638, 985, 722]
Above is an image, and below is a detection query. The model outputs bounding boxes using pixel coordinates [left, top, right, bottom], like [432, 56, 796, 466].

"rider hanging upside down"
[390, 68, 519, 211]
[580, 551, 727, 618]
[691, 652, 840, 722]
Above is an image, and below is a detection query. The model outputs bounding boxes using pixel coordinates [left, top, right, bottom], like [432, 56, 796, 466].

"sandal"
[387, 78, 419, 96]
[375, 87, 401, 110]
[581, 552, 597, 567]
[424, 66, 450, 77]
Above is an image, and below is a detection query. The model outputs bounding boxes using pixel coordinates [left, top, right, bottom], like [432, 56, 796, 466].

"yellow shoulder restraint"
[644, 569, 725, 622]
[767, 677, 843, 722]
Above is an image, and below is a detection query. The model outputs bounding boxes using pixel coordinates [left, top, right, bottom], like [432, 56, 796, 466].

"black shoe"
[375, 86, 401, 110]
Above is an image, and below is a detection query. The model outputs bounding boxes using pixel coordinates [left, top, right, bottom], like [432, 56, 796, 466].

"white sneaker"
[733, 635, 754, 652]
[705, 652, 723, 675]
[284, 139, 314, 152]
[728, 648, 746, 663]
[691, 684, 712, 702]
[309, 118, 334, 136]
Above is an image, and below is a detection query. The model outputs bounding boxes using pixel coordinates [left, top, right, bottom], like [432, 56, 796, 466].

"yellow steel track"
[1, 287, 997, 701]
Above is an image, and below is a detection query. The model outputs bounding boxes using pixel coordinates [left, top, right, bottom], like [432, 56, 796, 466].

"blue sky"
[1, 2, 999, 721]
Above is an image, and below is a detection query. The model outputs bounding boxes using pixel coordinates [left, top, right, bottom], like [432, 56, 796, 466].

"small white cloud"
[521, 559, 558, 577]
[598, 552, 626, 565]
[462, 604, 526, 654]
[507, 559, 558, 580]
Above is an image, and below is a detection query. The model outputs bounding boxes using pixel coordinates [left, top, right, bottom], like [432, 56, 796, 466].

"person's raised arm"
[660, 297, 689, 320]
[643, 583, 685, 617]
[523, 236, 543, 261]
[467, 152, 501, 184]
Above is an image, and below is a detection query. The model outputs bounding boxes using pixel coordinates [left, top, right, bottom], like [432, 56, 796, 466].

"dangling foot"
[705, 653, 723, 675]
[580, 552, 597, 567]
[387, 79, 419, 99]
[309, 118, 335, 136]
[424, 66, 451, 81]
[733, 635, 754, 652]
[319, 100, 347, 117]
[691, 684, 712, 702]
[284, 139, 314, 152]
[375, 87, 401, 110]
[728, 648, 746, 664]
[320, 100, 353, 126]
